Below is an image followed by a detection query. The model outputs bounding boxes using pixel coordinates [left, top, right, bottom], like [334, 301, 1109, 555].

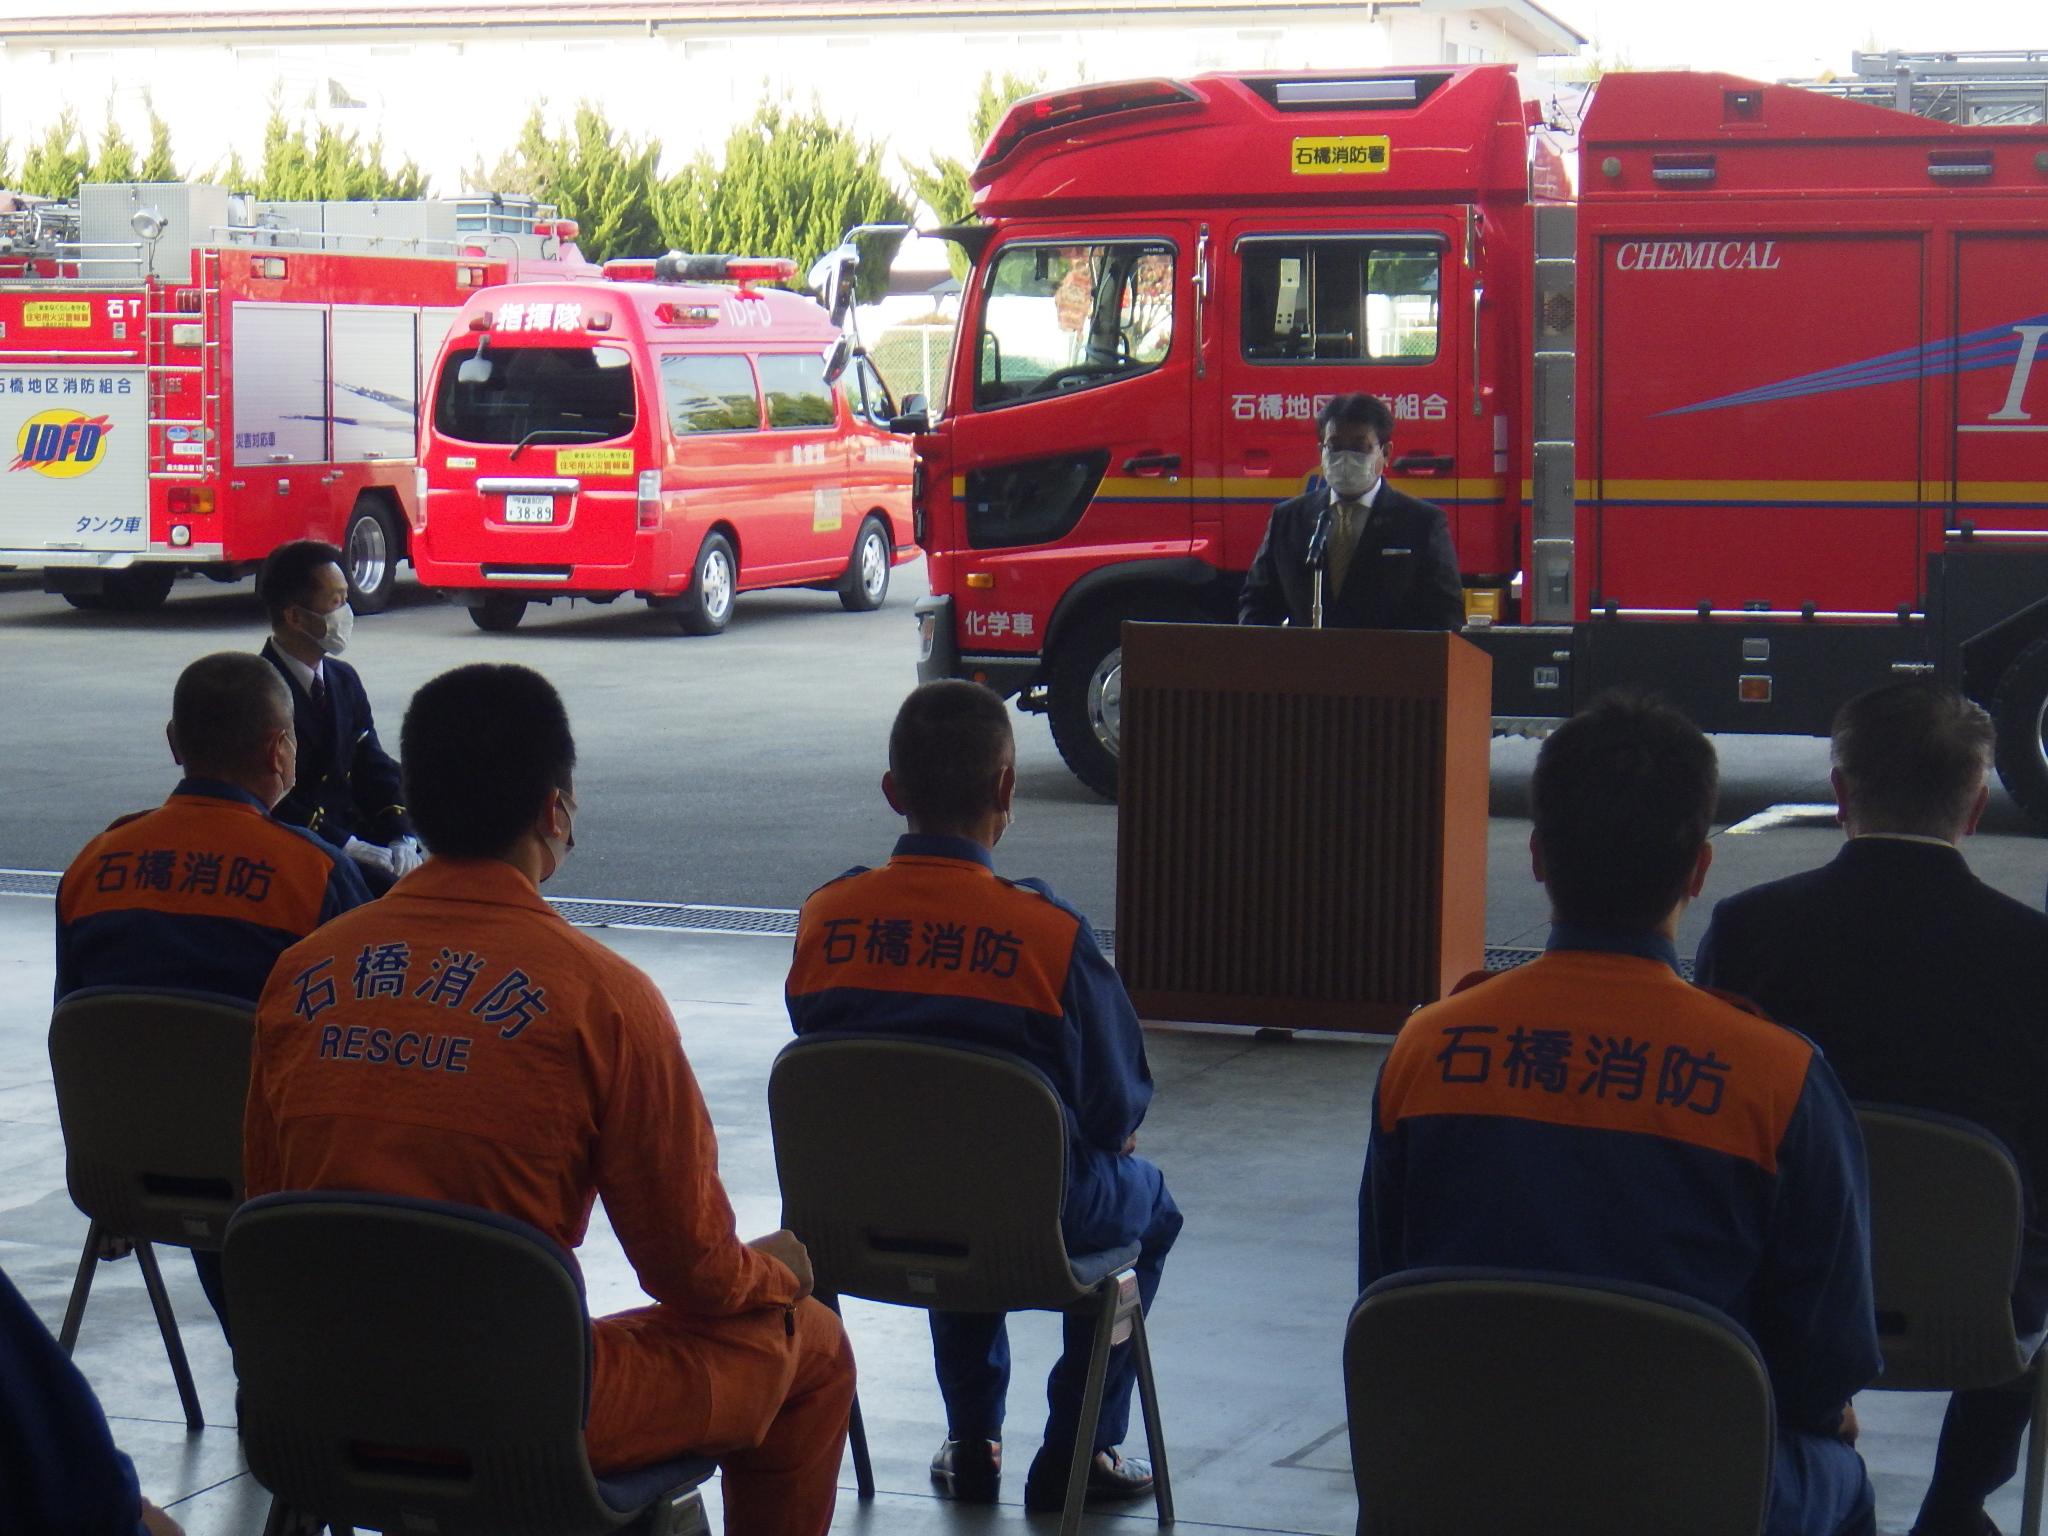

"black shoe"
[1022, 1446, 1155, 1511]
[930, 1437, 1001, 1503]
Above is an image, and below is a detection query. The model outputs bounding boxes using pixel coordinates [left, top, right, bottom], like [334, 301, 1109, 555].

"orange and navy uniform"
[786, 834, 1153, 1177]
[243, 857, 853, 1536]
[1362, 927, 1879, 1536]
[56, 778, 369, 1004]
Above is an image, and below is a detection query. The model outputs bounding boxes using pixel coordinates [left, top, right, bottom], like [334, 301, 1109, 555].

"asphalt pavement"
[1, 562, 2043, 949]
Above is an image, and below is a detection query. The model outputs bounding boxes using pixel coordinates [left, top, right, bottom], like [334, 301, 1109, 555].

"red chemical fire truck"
[852, 66, 2048, 819]
[0, 182, 593, 611]
[412, 253, 914, 634]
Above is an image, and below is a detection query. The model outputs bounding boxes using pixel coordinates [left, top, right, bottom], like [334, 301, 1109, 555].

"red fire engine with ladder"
[0, 182, 593, 611]
[819, 61, 2048, 822]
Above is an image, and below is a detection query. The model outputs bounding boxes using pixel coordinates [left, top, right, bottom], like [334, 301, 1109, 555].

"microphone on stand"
[1306, 499, 1336, 630]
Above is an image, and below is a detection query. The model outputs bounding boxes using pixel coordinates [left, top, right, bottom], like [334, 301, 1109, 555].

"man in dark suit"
[256, 540, 418, 892]
[1696, 681, 2048, 1536]
[1237, 391, 1464, 631]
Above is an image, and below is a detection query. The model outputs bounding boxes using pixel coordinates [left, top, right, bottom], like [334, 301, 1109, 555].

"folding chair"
[223, 1191, 716, 1536]
[48, 986, 252, 1431]
[1345, 1268, 1775, 1536]
[1859, 1104, 2048, 1536]
[767, 1034, 1172, 1536]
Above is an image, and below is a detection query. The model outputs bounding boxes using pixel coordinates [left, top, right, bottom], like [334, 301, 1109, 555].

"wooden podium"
[1114, 624, 1491, 1035]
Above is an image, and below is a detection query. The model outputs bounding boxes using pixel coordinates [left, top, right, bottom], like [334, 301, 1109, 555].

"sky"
[1566, 0, 2045, 80]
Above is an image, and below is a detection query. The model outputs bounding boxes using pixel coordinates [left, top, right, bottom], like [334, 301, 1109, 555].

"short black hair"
[1315, 392, 1394, 446]
[1531, 693, 1719, 931]
[888, 680, 1014, 832]
[1832, 681, 1993, 836]
[257, 540, 345, 625]
[172, 652, 292, 778]
[401, 664, 576, 859]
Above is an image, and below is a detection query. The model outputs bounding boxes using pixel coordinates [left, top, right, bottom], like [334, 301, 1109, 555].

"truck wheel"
[1048, 598, 1209, 800]
[468, 595, 527, 633]
[344, 501, 400, 614]
[679, 532, 736, 636]
[838, 517, 892, 612]
[62, 592, 107, 611]
[1992, 634, 2048, 829]
[99, 568, 176, 612]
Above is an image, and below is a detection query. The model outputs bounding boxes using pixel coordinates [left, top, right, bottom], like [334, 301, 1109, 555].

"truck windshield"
[974, 241, 1174, 409]
[433, 344, 637, 445]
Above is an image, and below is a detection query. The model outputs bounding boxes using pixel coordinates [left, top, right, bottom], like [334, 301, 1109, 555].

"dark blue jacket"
[260, 640, 413, 846]
[0, 1265, 149, 1535]
[1238, 481, 1464, 630]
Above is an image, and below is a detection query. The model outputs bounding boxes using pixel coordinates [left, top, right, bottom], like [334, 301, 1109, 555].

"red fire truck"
[854, 67, 2048, 819]
[0, 182, 593, 612]
[412, 254, 914, 634]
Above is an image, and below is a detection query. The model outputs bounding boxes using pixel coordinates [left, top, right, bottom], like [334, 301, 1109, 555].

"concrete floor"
[0, 891, 2019, 1536]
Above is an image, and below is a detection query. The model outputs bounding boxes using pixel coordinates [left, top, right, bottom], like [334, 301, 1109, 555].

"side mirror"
[458, 357, 493, 385]
[821, 334, 853, 388]
[808, 241, 861, 327]
[889, 393, 929, 435]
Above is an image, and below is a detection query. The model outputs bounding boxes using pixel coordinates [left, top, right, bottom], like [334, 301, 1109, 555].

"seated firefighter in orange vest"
[242, 662, 855, 1536]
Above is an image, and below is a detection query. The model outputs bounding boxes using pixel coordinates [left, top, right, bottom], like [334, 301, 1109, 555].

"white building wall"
[1, 8, 1570, 201]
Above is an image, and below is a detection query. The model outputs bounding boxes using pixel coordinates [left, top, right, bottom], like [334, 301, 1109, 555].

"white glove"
[387, 836, 424, 878]
[342, 835, 394, 874]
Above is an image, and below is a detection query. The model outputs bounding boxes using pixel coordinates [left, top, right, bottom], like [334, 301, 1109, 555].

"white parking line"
[1721, 803, 1839, 836]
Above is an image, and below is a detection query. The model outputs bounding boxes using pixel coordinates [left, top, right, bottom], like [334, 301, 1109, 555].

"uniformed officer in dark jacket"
[1238, 392, 1464, 631]
[256, 539, 418, 891]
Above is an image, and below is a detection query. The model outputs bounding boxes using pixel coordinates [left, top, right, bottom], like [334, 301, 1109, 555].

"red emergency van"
[412, 254, 915, 633]
[839, 67, 2048, 815]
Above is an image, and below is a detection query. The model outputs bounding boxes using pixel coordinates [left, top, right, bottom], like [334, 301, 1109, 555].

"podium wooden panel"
[1115, 624, 1490, 1035]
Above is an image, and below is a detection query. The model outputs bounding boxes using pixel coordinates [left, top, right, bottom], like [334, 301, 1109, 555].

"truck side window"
[661, 353, 760, 435]
[757, 353, 836, 429]
[974, 241, 1175, 410]
[1239, 239, 1441, 363]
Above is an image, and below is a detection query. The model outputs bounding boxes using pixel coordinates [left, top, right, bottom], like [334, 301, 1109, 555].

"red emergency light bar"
[602, 253, 798, 289]
[978, 79, 1201, 174]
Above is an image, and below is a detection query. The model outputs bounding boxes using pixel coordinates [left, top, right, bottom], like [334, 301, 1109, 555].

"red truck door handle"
[1121, 453, 1182, 477]
[1392, 453, 1455, 476]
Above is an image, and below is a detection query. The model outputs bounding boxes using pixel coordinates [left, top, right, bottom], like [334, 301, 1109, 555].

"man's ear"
[1528, 826, 1544, 884]
[165, 720, 182, 767]
[1689, 838, 1714, 899]
[881, 770, 907, 818]
[994, 761, 1017, 819]
[1963, 779, 1991, 838]
[1829, 765, 1850, 828]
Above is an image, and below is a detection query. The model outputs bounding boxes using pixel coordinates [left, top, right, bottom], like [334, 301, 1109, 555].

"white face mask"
[302, 602, 354, 657]
[1322, 446, 1381, 500]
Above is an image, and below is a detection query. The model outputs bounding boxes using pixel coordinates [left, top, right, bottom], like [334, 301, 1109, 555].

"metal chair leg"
[848, 1390, 875, 1500]
[134, 1240, 203, 1431]
[1129, 1307, 1173, 1525]
[1060, 1281, 1124, 1536]
[818, 1291, 874, 1498]
[57, 1219, 105, 1352]
[2023, 1356, 2048, 1536]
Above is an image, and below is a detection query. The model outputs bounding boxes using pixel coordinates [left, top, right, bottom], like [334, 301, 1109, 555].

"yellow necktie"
[1326, 502, 1362, 595]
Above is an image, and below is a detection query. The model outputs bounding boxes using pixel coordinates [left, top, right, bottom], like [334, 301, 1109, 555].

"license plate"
[503, 493, 555, 524]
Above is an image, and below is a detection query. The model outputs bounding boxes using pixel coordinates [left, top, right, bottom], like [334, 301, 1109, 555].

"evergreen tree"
[139, 98, 179, 181]
[657, 98, 911, 303]
[498, 103, 662, 263]
[88, 112, 140, 183]
[18, 110, 90, 198]
[903, 72, 1039, 277]
[257, 99, 428, 201]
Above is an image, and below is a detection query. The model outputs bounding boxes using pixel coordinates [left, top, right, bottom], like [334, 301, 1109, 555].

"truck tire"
[678, 532, 736, 636]
[343, 501, 400, 614]
[838, 516, 891, 612]
[1992, 633, 2048, 829]
[468, 595, 527, 633]
[1047, 597, 1205, 801]
[99, 568, 176, 612]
